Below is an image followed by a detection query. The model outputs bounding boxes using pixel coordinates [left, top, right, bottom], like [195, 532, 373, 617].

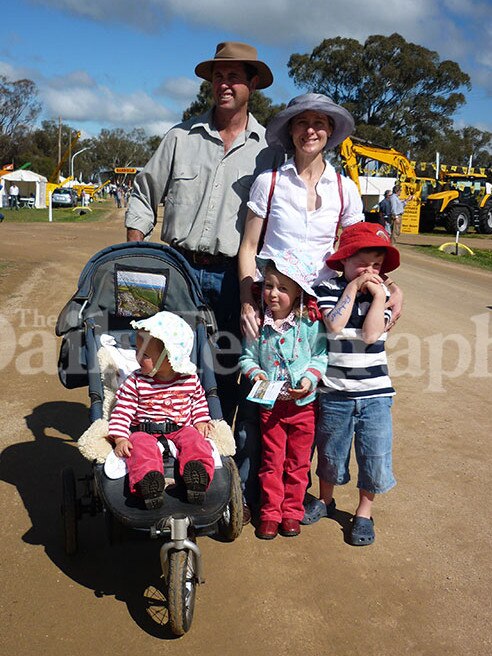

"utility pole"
[58, 116, 62, 181]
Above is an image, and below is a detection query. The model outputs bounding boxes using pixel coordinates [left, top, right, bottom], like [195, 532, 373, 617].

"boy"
[314, 222, 400, 546]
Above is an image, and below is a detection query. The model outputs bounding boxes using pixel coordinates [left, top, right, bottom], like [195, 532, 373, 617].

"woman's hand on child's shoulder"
[240, 301, 261, 340]
[114, 437, 132, 458]
[194, 422, 211, 437]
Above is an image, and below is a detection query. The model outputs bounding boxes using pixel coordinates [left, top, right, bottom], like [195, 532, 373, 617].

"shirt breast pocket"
[167, 165, 201, 206]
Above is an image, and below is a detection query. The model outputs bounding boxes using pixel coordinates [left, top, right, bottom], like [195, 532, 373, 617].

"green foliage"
[419, 126, 492, 167]
[288, 33, 472, 157]
[0, 201, 114, 223]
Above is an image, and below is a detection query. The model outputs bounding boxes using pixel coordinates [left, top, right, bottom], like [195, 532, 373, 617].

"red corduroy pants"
[126, 427, 215, 493]
[258, 400, 316, 522]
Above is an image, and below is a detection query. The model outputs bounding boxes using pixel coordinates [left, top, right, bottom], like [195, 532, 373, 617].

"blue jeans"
[187, 260, 241, 426]
[187, 260, 262, 505]
[315, 395, 396, 494]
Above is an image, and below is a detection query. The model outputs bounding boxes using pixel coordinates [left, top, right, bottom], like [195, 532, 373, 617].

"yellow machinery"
[49, 131, 81, 184]
[421, 171, 492, 234]
[339, 137, 422, 234]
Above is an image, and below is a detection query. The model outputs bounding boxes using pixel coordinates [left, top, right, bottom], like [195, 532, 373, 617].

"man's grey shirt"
[125, 109, 282, 257]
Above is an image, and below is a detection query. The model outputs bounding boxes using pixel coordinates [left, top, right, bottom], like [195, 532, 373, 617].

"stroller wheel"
[167, 549, 197, 636]
[61, 467, 79, 555]
[217, 458, 243, 541]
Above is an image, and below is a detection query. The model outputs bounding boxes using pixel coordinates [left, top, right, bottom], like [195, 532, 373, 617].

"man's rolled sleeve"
[125, 133, 174, 238]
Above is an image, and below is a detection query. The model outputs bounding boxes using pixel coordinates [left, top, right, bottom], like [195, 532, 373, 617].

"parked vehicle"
[420, 172, 492, 234]
[51, 187, 78, 208]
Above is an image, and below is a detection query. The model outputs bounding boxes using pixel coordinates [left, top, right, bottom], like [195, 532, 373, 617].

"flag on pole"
[2, 163, 14, 170]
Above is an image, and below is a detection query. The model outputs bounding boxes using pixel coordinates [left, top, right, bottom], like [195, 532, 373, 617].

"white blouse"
[248, 157, 364, 283]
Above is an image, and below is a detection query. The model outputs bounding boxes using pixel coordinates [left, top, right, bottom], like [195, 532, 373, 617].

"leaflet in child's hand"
[247, 380, 285, 407]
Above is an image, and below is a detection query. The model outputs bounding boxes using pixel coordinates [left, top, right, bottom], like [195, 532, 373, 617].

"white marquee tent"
[0, 170, 47, 209]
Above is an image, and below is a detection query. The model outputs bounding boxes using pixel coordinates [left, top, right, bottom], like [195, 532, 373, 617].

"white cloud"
[42, 82, 176, 129]
[0, 59, 179, 135]
[154, 76, 200, 102]
[30, 0, 168, 32]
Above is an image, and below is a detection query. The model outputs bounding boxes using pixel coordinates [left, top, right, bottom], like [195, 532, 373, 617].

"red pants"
[258, 401, 316, 522]
[126, 427, 215, 494]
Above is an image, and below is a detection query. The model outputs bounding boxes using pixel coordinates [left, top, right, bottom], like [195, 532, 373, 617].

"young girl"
[108, 311, 215, 509]
[239, 251, 327, 539]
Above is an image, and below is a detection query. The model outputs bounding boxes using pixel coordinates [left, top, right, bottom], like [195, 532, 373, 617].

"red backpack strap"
[334, 172, 344, 244]
[258, 168, 277, 251]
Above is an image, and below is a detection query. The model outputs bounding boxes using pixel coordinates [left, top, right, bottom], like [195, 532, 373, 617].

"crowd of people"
[118, 41, 403, 546]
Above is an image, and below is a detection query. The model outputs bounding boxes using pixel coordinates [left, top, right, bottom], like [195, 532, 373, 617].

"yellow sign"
[114, 167, 137, 174]
[402, 199, 420, 235]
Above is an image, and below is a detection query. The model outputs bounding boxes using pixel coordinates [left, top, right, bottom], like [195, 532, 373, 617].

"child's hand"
[288, 377, 312, 399]
[355, 272, 384, 293]
[363, 280, 386, 298]
[194, 422, 211, 437]
[114, 438, 132, 458]
[253, 373, 268, 382]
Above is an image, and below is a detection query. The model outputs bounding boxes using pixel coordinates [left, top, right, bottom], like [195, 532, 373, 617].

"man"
[125, 42, 283, 520]
[389, 184, 413, 244]
[379, 189, 393, 233]
[9, 183, 19, 210]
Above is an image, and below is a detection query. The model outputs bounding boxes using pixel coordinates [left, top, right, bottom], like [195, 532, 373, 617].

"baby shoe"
[183, 460, 210, 504]
[135, 470, 165, 509]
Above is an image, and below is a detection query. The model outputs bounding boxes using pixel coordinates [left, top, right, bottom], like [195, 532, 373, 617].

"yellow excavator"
[338, 137, 423, 234]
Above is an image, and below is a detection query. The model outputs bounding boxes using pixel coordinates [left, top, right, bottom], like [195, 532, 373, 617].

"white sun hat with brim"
[256, 249, 318, 298]
[130, 311, 196, 376]
[266, 93, 355, 153]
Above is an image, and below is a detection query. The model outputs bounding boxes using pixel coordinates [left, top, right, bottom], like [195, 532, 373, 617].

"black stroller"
[56, 242, 243, 635]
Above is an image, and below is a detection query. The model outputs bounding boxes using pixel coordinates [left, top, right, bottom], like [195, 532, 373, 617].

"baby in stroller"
[109, 311, 215, 509]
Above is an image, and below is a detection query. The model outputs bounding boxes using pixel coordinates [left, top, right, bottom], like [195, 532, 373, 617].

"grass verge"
[414, 245, 492, 271]
[0, 200, 114, 223]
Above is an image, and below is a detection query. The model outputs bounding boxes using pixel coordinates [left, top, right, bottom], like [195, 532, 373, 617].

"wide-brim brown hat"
[195, 41, 273, 90]
[266, 93, 354, 152]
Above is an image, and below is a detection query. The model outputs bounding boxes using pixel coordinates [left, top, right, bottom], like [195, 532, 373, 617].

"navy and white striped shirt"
[315, 277, 395, 399]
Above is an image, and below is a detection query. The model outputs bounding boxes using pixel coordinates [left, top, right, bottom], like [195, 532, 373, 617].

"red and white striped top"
[108, 371, 211, 441]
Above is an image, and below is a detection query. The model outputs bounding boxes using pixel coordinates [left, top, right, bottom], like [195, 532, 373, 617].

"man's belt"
[173, 244, 235, 268]
[131, 420, 180, 434]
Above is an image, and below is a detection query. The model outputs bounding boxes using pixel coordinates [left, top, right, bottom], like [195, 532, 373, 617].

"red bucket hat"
[327, 222, 400, 274]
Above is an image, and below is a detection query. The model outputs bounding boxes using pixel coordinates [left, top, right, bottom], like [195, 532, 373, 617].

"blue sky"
[2, 0, 491, 140]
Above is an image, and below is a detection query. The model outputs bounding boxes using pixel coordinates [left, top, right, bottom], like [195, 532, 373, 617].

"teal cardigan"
[239, 317, 327, 406]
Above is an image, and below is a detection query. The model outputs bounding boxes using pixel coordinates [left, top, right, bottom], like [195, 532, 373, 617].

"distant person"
[378, 189, 393, 233]
[389, 184, 413, 244]
[9, 183, 19, 210]
[314, 222, 400, 546]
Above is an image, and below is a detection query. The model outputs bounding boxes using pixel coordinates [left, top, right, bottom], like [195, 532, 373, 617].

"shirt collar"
[263, 306, 297, 333]
[283, 156, 337, 182]
[190, 108, 261, 141]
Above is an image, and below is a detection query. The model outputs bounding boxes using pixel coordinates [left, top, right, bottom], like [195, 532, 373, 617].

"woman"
[238, 93, 402, 339]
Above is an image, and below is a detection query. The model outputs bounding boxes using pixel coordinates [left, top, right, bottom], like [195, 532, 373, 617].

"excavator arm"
[49, 131, 81, 184]
[339, 137, 420, 195]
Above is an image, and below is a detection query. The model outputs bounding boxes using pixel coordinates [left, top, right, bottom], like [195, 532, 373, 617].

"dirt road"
[0, 211, 491, 656]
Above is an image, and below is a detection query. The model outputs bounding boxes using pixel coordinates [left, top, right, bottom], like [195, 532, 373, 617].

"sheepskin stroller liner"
[56, 242, 242, 635]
